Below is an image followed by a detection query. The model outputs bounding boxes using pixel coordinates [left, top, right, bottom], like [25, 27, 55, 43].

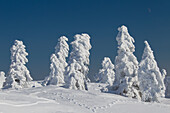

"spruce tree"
[66, 34, 92, 90]
[5, 40, 33, 89]
[44, 36, 69, 85]
[0, 71, 5, 89]
[97, 57, 115, 85]
[138, 41, 166, 102]
[113, 25, 141, 99]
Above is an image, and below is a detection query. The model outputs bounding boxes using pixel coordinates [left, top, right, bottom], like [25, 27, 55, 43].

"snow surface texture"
[96, 57, 115, 86]
[0, 83, 170, 113]
[113, 25, 141, 99]
[4, 40, 33, 89]
[138, 41, 166, 102]
[66, 33, 92, 90]
[165, 76, 170, 98]
[44, 36, 69, 86]
[0, 71, 5, 88]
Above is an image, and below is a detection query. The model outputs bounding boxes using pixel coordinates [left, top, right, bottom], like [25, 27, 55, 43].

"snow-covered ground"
[0, 83, 170, 113]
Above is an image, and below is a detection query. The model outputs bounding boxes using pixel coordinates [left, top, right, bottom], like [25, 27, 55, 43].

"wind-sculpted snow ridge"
[139, 41, 166, 102]
[96, 57, 115, 86]
[0, 83, 170, 113]
[44, 36, 69, 86]
[113, 25, 141, 100]
[4, 40, 33, 89]
[66, 33, 92, 90]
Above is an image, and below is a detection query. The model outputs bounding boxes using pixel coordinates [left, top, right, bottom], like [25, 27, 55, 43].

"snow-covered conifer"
[96, 57, 115, 85]
[138, 41, 166, 102]
[66, 59, 87, 90]
[66, 34, 92, 90]
[4, 40, 33, 89]
[165, 76, 170, 98]
[44, 36, 69, 86]
[0, 71, 6, 89]
[113, 25, 141, 99]
[161, 69, 167, 97]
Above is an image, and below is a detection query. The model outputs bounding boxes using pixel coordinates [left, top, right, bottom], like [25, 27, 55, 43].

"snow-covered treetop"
[139, 41, 162, 74]
[73, 34, 91, 50]
[118, 25, 128, 32]
[139, 41, 161, 72]
[69, 33, 92, 75]
[102, 57, 114, 70]
[55, 36, 69, 60]
[0, 71, 5, 77]
[115, 25, 139, 77]
[142, 41, 154, 59]
[11, 40, 28, 65]
[116, 25, 135, 53]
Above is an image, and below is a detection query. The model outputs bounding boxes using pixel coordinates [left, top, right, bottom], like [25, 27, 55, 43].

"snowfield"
[0, 83, 170, 113]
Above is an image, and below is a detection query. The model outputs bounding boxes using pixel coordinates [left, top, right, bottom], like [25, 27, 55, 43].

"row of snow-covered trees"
[96, 25, 167, 102]
[43, 34, 92, 90]
[0, 25, 167, 102]
[0, 33, 92, 91]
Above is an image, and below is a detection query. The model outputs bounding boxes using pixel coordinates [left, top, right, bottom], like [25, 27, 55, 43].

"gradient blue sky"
[0, 0, 170, 80]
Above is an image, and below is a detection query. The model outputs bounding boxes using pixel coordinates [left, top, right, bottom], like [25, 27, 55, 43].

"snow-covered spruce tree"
[113, 25, 141, 99]
[161, 69, 167, 97]
[96, 57, 115, 86]
[165, 75, 170, 98]
[138, 41, 166, 102]
[4, 40, 33, 89]
[44, 36, 69, 86]
[66, 33, 92, 90]
[0, 71, 6, 89]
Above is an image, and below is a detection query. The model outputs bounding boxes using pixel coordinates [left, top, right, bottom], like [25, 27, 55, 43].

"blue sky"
[0, 0, 170, 80]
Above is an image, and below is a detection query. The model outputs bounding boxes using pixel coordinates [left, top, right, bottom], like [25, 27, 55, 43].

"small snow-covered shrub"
[0, 71, 6, 89]
[96, 57, 115, 86]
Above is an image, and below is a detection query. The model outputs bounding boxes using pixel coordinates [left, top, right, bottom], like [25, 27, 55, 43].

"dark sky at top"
[0, 0, 170, 80]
